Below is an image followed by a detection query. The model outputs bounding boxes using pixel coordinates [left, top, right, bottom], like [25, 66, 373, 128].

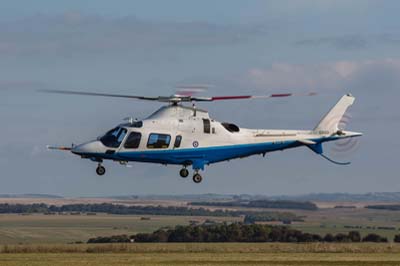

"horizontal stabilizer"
[297, 139, 316, 145]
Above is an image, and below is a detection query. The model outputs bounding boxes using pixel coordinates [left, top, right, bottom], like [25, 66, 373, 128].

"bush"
[362, 233, 388, 243]
[348, 231, 361, 242]
[323, 233, 334, 242]
[86, 225, 384, 244]
[394, 234, 400, 243]
[87, 235, 131, 243]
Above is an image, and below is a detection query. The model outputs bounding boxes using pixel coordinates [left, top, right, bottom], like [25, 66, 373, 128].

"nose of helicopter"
[71, 140, 105, 155]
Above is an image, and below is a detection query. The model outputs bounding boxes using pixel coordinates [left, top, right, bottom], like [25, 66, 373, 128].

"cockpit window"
[147, 133, 171, 149]
[100, 127, 127, 148]
[124, 132, 141, 149]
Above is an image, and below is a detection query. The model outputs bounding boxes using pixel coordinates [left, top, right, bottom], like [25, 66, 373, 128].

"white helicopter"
[45, 89, 362, 183]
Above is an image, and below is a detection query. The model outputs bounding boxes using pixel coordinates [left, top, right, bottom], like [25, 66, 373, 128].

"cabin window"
[221, 122, 240, 133]
[203, 119, 211, 134]
[124, 132, 141, 149]
[174, 135, 182, 148]
[147, 133, 171, 149]
[100, 127, 127, 148]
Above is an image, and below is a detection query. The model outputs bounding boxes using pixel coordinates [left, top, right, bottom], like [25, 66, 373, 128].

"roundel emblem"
[192, 141, 199, 148]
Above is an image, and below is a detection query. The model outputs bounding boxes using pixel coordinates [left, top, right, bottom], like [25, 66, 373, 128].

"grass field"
[1, 243, 400, 265]
[289, 207, 400, 240]
[1, 203, 400, 244]
[0, 199, 400, 265]
[0, 214, 240, 244]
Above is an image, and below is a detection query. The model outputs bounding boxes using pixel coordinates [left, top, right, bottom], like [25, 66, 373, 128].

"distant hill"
[268, 192, 400, 202]
[0, 194, 63, 199]
[190, 200, 318, 211]
[106, 194, 235, 201]
[365, 204, 400, 211]
[109, 192, 400, 203]
[3, 192, 400, 202]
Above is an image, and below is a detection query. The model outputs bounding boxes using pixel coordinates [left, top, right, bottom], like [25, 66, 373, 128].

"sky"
[0, 0, 399, 197]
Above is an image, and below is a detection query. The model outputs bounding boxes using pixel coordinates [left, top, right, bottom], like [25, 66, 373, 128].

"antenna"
[123, 117, 137, 125]
[192, 102, 197, 117]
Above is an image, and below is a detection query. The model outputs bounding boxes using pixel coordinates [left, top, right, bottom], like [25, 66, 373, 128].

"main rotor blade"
[40, 89, 317, 103]
[193, 92, 317, 102]
[39, 89, 159, 101]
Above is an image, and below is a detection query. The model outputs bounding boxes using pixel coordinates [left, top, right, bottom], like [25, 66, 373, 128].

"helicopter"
[45, 89, 362, 183]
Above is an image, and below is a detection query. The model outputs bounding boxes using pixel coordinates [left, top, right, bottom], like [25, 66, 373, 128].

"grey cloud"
[295, 35, 368, 50]
[241, 59, 400, 128]
[244, 59, 400, 91]
[380, 33, 400, 45]
[0, 13, 265, 58]
[295, 33, 400, 51]
[0, 80, 48, 91]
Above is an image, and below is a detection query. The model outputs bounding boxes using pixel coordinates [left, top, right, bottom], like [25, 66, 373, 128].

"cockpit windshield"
[99, 127, 127, 148]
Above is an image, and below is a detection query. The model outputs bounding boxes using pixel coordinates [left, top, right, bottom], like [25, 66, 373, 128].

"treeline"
[190, 200, 318, 211]
[366, 205, 400, 211]
[0, 203, 301, 222]
[87, 223, 391, 243]
[244, 213, 304, 224]
[0, 203, 235, 216]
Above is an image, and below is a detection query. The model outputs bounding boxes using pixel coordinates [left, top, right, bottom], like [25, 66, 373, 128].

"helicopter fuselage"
[71, 103, 361, 173]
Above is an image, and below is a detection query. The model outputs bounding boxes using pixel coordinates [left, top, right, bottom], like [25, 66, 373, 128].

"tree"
[323, 233, 334, 242]
[334, 233, 350, 243]
[362, 233, 388, 242]
[348, 231, 361, 242]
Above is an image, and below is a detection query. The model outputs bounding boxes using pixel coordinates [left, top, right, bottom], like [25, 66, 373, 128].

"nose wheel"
[96, 164, 106, 176]
[193, 172, 202, 183]
[179, 168, 189, 178]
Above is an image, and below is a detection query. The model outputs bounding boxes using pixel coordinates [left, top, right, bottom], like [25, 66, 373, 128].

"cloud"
[0, 13, 264, 58]
[245, 58, 400, 92]
[380, 33, 400, 45]
[295, 35, 368, 50]
[0, 81, 47, 91]
[295, 33, 400, 51]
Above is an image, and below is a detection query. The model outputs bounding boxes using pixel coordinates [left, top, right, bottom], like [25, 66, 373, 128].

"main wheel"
[193, 173, 202, 183]
[96, 165, 106, 176]
[179, 168, 189, 178]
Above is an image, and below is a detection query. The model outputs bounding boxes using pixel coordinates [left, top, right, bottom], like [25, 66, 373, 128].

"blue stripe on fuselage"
[78, 135, 347, 165]
[117, 140, 298, 165]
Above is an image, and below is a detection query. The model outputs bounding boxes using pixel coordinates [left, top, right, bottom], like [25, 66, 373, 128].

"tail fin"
[314, 94, 355, 134]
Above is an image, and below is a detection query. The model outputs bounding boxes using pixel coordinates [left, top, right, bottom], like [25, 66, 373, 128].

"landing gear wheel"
[96, 165, 106, 176]
[193, 173, 202, 183]
[179, 168, 189, 178]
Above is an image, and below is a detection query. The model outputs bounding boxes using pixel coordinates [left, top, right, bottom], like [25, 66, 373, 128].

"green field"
[1, 205, 400, 244]
[0, 207, 400, 265]
[288, 207, 400, 240]
[0, 214, 240, 244]
[1, 243, 400, 266]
